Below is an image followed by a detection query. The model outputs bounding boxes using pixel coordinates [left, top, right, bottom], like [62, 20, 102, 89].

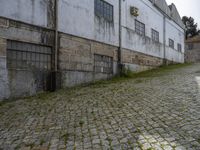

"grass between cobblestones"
[1, 62, 200, 150]
[91, 63, 192, 85]
[0, 63, 192, 107]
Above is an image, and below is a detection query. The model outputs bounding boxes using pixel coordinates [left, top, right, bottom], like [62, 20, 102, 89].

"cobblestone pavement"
[1, 64, 200, 150]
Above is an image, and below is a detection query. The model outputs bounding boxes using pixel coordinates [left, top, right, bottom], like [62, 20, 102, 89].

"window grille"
[177, 43, 182, 52]
[95, 0, 113, 22]
[7, 40, 52, 70]
[151, 29, 159, 42]
[94, 54, 113, 74]
[135, 20, 145, 36]
[169, 39, 174, 49]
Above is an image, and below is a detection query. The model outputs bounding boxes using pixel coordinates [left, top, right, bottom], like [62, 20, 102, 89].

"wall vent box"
[130, 6, 139, 17]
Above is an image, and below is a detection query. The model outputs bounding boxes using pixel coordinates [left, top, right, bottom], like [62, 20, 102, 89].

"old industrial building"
[0, 0, 185, 100]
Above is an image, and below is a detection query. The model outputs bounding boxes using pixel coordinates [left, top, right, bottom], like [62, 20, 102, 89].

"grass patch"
[89, 63, 192, 87]
[0, 63, 192, 103]
[61, 133, 69, 144]
[39, 138, 45, 146]
[79, 120, 85, 126]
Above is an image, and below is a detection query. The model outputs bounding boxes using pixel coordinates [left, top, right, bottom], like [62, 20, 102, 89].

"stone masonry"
[0, 38, 9, 99]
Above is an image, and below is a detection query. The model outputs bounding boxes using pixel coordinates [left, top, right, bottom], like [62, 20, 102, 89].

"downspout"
[118, 0, 122, 74]
[50, 0, 58, 92]
[55, 0, 58, 72]
[163, 15, 166, 65]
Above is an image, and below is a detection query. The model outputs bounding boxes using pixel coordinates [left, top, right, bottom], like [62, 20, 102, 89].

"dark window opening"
[95, 0, 113, 22]
[151, 29, 159, 42]
[7, 40, 52, 70]
[169, 39, 174, 49]
[177, 43, 182, 52]
[94, 54, 113, 74]
[135, 20, 145, 36]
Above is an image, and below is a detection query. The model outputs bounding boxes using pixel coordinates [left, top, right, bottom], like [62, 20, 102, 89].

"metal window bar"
[94, 54, 113, 74]
[95, 0, 113, 22]
[7, 40, 52, 70]
[135, 20, 145, 36]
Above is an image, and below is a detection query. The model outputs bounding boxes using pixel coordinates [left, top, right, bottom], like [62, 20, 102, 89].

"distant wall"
[185, 42, 200, 63]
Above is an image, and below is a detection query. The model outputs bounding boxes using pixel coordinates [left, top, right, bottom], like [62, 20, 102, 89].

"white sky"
[166, 0, 200, 29]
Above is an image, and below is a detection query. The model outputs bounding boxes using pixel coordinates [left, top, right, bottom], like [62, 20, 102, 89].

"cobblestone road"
[1, 64, 200, 150]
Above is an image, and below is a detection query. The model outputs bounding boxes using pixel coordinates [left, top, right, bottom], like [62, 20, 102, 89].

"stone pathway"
[1, 64, 200, 150]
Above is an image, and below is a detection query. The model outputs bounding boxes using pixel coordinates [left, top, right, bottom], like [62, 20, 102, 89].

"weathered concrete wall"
[185, 49, 200, 63]
[0, 17, 55, 46]
[121, 0, 184, 64]
[58, 0, 119, 46]
[165, 19, 185, 52]
[0, 38, 10, 100]
[0, 0, 55, 28]
[165, 46, 184, 63]
[122, 0, 164, 45]
[122, 48, 163, 72]
[0, 17, 54, 100]
[59, 33, 118, 87]
[122, 28, 164, 59]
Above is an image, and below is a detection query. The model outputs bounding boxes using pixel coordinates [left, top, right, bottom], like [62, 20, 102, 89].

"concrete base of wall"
[0, 57, 10, 100]
[61, 71, 112, 87]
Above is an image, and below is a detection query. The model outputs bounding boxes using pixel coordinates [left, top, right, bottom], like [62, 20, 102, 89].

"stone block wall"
[58, 33, 166, 87]
[0, 38, 9, 100]
[185, 49, 200, 63]
[185, 42, 200, 63]
[59, 34, 118, 87]
[122, 48, 163, 72]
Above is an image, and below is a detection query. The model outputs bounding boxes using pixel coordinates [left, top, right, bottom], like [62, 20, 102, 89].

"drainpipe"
[118, 0, 122, 74]
[55, 0, 58, 72]
[50, 0, 58, 92]
[163, 15, 166, 65]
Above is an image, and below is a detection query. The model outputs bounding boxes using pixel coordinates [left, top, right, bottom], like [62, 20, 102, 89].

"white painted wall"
[165, 18, 185, 62]
[58, 0, 119, 46]
[0, 0, 48, 27]
[165, 19, 185, 51]
[121, 0, 164, 59]
[121, 0, 184, 63]
[0, 0, 185, 63]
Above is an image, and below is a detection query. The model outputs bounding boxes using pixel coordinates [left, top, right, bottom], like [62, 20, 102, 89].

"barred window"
[94, 54, 113, 74]
[169, 39, 174, 49]
[95, 0, 113, 22]
[177, 43, 182, 52]
[151, 29, 159, 42]
[135, 20, 145, 36]
[7, 40, 52, 70]
[188, 44, 194, 50]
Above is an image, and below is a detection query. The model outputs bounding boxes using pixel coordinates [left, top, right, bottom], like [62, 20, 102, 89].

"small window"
[177, 43, 182, 52]
[135, 20, 145, 36]
[95, 0, 113, 22]
[151, 29, 159, 42]
[188, 44, 193, 50]
[169, 39, 174, 49]
[94, 54, 113, 74]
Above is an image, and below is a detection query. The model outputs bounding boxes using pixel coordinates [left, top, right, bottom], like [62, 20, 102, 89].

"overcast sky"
[166, 0, 200, 29]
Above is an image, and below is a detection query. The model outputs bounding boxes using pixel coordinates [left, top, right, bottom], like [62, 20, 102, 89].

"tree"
[182, 16, 200, 39]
